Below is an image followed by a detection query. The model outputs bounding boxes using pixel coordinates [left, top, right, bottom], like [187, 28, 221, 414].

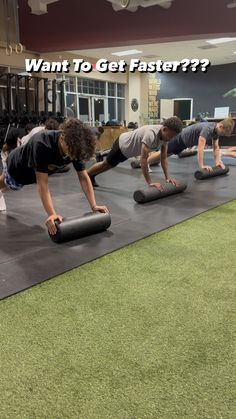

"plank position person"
[141, 118, 235, 170]
[0, 118, 108, 234]
[87, 117, 183, 189]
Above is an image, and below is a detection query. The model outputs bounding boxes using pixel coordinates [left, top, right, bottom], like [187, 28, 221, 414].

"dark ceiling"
[18, 0, 236, 53]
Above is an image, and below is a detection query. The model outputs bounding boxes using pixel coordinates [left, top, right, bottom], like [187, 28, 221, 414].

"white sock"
[0, 191, 6, 211]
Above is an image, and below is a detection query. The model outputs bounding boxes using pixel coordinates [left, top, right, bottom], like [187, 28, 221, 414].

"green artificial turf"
[0, 201, 236, 419]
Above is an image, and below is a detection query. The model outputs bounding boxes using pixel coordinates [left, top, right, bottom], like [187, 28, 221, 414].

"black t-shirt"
[7, 130, 85, 185]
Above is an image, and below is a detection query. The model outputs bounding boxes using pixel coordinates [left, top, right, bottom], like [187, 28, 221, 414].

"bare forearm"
[80, 176, 97, 209]
[213, 148, 221, 165]
[161, 156, 169, 179]
[37, 185, 56, 216]
[140, 157, 152, 184]
[197, 148, 205, 168]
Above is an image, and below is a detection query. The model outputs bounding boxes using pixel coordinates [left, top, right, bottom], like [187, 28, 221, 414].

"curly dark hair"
[45, 118, 60, 130]
[61, 118, 96, 161]
[162, 117, 183, 134]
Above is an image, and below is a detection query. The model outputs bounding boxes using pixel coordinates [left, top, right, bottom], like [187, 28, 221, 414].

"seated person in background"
[90, 126, 104, 149]
[143, 118, 235, 171]
[1, 127, 24, 154]
[87, 117, 183, 190]
[20, 117, 60, 145]
[90, 126, 104, 139]
[19, 118, 69, 174]
[0, 118, 108, 233]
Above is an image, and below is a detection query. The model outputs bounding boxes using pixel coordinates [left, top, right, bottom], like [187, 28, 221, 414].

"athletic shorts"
[167, 134, 186, 155]
[3, 162, 23, 191]
[106, 138, 127, 167]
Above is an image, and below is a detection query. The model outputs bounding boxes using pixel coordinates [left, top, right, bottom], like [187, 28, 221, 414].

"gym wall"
[157, 62, 236, 119]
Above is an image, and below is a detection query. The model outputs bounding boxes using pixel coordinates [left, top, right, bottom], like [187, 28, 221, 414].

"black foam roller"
[194, 165, 229, 180]
[133, 182, 187, 203]
[49, 212, 111, 243]
[178, 149, 197, 158]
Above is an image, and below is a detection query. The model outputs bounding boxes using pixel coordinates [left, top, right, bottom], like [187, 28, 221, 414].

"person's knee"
[0, 175, 6, 190]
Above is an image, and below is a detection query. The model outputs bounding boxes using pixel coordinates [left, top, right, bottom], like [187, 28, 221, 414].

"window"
[62, 76, 126, 123]
[66, 93, 78, 118]
[77, 78, 83, 93]
[108, 98, 116, 120]
[117, 83, 125, 98]
[108, 82, 115, 97]
[117, 98, 125, 122]
[65, 76, 76, 92]
[76, 78, 106, 95]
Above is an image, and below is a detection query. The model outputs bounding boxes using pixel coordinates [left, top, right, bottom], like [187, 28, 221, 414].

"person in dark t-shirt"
[0, 118, 108, 234]
[141, 119, 235, 173]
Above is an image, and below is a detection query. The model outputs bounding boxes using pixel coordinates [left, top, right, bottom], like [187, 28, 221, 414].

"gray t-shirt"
[181, 122, 218, 148]
[119, 125, 163, 158]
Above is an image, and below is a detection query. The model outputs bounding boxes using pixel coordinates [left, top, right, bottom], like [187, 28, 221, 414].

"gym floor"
[0, 154, 236, 299]
[0, 153, 236, 418]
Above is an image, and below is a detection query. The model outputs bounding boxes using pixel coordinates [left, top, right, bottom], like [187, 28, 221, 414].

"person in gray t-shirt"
[87, 117, 183, 189]
[144, 119, 235, 172]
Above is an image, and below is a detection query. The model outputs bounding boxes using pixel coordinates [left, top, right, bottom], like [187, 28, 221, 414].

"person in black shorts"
[142, 118, 235, 171]
[87, 117, 183, 189]
[0, 118, 108, 234]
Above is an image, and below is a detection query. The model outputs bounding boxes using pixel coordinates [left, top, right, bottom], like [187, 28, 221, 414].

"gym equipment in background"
[133, 182, 187, 203]
[49, 212, 111, 243]
[194, 165, 229, 180]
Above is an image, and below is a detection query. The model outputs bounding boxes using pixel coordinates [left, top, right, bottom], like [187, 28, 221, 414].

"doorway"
[173, 98, 193, 120]
[78, 96, 91, 123]
[92, 97, 105, 124]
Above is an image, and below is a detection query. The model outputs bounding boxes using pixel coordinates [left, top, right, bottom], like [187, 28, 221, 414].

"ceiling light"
[107, 0, 174, 12]
[227, 1, 236, 8]
[206, 37, 236, 45]
[112, 49, 143, 56]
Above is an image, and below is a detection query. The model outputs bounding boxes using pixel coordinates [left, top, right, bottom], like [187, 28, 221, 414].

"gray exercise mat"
[1, 155, 236, 299]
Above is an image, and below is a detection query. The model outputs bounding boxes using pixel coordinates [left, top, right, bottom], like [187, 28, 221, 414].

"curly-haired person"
[0, 118, 108, 234]
[87, 117, 183, 190]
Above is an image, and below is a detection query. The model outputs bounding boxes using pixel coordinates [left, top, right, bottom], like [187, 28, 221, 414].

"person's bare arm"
[197, 136, 212, 171]
[140, 143, 163, 190]
[160, 143, 178, 186]
[78, 170, 108, 212]
[36, 171, 62, 234]
[212, 139, 225, 168]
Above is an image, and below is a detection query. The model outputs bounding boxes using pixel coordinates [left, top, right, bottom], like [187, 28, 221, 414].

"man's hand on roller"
[92, 205, 109, 213]
[201, 165, 213, 172]
[217, 161, 225, 170]
[166, 177, 179, 186]
[46, 214, 63, 235]
[149, 182, 164, 191]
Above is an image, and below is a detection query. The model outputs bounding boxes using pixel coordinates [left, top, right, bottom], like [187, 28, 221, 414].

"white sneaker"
[0, 191, 6, 211]
[148, 164, 153, 173]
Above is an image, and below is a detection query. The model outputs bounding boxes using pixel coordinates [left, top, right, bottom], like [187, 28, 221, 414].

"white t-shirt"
[20, 125, 45, 146]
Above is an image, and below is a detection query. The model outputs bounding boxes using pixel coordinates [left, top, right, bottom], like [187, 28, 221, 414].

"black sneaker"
[90, 175, 99, 187]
